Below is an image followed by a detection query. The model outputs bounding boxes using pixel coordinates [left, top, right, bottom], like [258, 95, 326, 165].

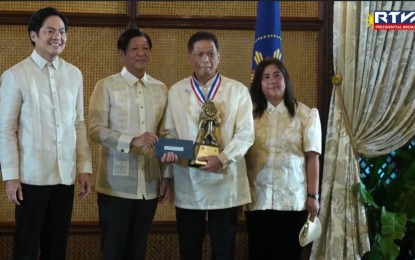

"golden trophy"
[189, 100, 222, 167]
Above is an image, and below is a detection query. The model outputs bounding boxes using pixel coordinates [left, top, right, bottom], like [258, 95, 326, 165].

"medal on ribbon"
[189, 74, 222, 167]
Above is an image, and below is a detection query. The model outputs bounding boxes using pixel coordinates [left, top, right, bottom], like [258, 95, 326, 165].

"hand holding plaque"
[189, 100, 222, 167]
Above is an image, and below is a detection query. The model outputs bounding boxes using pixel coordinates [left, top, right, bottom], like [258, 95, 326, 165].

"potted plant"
[355, 141, 415, 260]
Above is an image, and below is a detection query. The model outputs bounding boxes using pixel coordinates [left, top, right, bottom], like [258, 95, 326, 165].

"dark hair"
[187, 31, 219, 53]
[117, 28, 152, 53]
[28, 7, 68, 47]
[250, 58, 297, 119]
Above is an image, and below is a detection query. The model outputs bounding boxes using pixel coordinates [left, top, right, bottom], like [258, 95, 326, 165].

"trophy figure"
[189, 100, 222, 167]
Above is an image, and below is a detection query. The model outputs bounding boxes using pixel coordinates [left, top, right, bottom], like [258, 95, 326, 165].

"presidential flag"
[251, 1, 283, 79]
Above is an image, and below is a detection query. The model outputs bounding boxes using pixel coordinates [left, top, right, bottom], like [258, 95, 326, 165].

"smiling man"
[0, 7, 92, 259]
[88, 28, 176, 260]
[161, 31, 255, 260]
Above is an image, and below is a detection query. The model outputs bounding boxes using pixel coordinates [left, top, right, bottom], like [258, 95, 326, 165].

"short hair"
[187, 31, 219, 53]
[28, 7, 68, 47]
[117, 28, 152, 53]
[250, 58, 297, 118]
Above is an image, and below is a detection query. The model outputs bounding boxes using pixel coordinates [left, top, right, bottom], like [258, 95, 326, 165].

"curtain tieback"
[332, 73, 359, 159]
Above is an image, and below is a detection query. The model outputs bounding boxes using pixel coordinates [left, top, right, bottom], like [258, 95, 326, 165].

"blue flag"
[251, 1, 283, 79]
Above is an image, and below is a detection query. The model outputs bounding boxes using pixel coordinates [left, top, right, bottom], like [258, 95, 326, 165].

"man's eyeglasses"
[41, 28, 66, 37]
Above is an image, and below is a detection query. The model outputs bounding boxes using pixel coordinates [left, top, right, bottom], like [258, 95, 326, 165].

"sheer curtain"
[311, 1, 415, 259]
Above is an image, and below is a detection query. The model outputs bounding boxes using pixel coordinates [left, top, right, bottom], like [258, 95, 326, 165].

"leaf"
[393, 186, 415, 217]
[382, 238, 401, 260]
[380, 207, 406, 240]
[354, 182, 379, 208]
[359, 141, 415, 258]
[364, 233, 400, 260]
[362, 234, 384, 260]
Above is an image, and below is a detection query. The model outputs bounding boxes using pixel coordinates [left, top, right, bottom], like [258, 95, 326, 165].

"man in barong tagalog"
[161, 31, 254, 260]
[0, 7, 92, 259]
[89, 28, 176, 260]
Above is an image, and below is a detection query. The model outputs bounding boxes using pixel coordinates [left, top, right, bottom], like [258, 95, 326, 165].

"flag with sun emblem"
[251, 1, 283, 80]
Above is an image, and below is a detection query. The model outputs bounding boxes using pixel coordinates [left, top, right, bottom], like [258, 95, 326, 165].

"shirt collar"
[121, 67, 148, 87]
[31, 50, 59, 70]
[267, 100, 288, 114]
[192, 72, 219, 87]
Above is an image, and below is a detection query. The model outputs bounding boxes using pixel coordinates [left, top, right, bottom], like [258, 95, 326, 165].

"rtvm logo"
[366, 11, 415, 30]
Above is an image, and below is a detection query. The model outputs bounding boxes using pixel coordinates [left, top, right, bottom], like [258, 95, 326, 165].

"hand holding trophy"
[189, 100, 222, 167]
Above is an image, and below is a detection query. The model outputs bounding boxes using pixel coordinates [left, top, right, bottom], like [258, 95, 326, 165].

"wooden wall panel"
[0, 1, 125, 14]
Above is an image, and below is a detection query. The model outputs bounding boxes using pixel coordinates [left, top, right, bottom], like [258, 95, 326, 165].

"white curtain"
[311, 1, 415, 259]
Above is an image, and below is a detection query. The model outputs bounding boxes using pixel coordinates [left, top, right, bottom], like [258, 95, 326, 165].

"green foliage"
[356, 144, 415, 260]
[381, 207, 406, 241]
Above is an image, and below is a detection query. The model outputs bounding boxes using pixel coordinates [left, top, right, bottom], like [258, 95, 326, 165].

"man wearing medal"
[162, 31, 254, 260]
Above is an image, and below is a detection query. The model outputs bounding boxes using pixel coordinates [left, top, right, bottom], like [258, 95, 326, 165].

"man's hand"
[130, 132, 158, 149]
[199, 155, 223, 173]
[158, 178, 172, 203]
[5, 179, 23, 205]
[77, 173, 91, 199]
[161, 152, 178, 164]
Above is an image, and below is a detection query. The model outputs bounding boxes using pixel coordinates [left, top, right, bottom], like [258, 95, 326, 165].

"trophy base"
[189, 144, 220, 167]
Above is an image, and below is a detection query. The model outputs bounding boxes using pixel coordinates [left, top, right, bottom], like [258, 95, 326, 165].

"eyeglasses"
[41, 28, 67, 37]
